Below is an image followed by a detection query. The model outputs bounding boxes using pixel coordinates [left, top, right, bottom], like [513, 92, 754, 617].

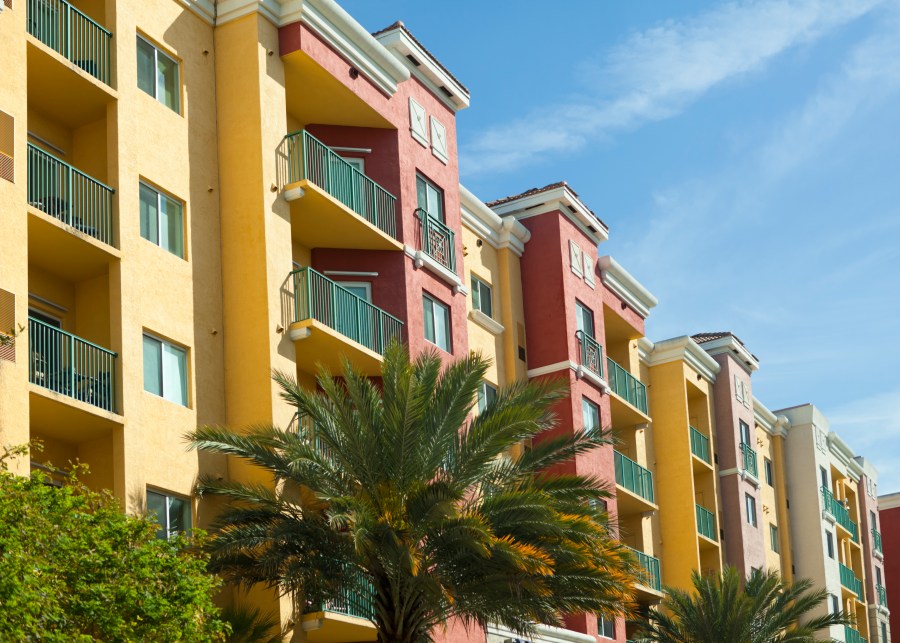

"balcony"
[27, 0, 111, 85]
[575, 330, 603, 382]
[839, 563, 862, 597]
[740, 442, 758, 479]
[416, 208, 456, 272]
[615, 451, 656, 515]
[606, 357, 648, 414]
[690, 426, 711, 465]
[301, 565, 376, 642]
[844, 626, 867, 643]
[822, 487, 859, 543]
[696, 504, 717, 543]
[877, 583, 887, 608]
[28, 316, 116, 412]
[872, 528, 882, 555]
[625, 546, 662, 597]
[288, 267, 403, 376]
[281, 130, 401, 251]
[28, 142, 114, 243]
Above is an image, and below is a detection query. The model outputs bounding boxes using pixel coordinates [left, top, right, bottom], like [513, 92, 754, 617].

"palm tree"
[636, 566, 851, 643]
[188, 343, 639, 643]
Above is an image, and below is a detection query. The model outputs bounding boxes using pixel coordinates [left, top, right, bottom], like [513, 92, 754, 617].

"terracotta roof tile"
[692, 332, 759, 361]
[372, 21, 469, 96]
[485, 182, 608, 230]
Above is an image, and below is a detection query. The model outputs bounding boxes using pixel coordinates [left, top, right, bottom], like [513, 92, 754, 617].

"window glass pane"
[480, 282, 492, 318]
[477, 382, 497, 414]
[167, 495, 190, 536]
[157, 51, 180, 112]
[161, 342, 187, 406]
[471, 276, 480, 311]
[146, 490, 167, 540]
[434, 299, 450, 352]
[423, 295, 435, 344]
[582, 398, 599, 433]
[159, 194, 184, 257]
[142, 335, 162, 396]
[576, 302, 594, 337]
[139, 184, 159, 244]
[136, 37, 156, 97]
[427, 184, 443, 222]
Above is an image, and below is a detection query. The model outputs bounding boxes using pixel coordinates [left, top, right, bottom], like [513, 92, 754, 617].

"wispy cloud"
[828, 388, 900, 494]
[461, 0, 883, 175]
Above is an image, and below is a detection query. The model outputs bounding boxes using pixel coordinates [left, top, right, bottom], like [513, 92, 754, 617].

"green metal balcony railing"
[283, 130, 398, 240]
[291, 267, 403, 355]
[839, 562, 862, 597]
[28, 143, 114, 246]
[305, 564, 375, 622]
[822, 487, 859, 542]
[696, 504, 717, 541]
[416, 208, 456, 272]
[575, 330, 603, 379]
[28, 316, 117, 413]
[740, 442, 758, 478]
[614, 451, 654, 504]
[606, 356, 648, 414]
[877, 583, 888, 608]
[690, 426, 711, 464]
[845, 625, 867, 643]
[27, 0, 112, 85]
[872, 528, 883, 554]
[625, 546, 661, 592]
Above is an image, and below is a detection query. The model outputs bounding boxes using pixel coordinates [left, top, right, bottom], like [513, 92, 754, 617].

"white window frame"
[477, 381, 497, 414]
[470, 274, 493, 318]
[423, 293, 451, 353]
[764, 458, 774, 486]
[598, 615, 615, 639]
[137, 34, 181, 113]
[582, 397, 600, 434]
[147, 488, 192, 540]
[770, 523, 779, 553]
[745, 493, 757, 527]
[336, 281, 372, 302]
[142, 332, 189, 407]
[139, 181, 185, 258]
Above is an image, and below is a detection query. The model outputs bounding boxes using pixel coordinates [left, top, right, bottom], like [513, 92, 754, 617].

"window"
[0, 110, 12, 183]
[770, 524, 779, 553]
[137, 35, 180, 112]
[416, 173, 444, 222]
[408, 97, 428, 146]
[745, 493, 757, 527]
[826, 531, 834, 559]
[143, 334, 188, 406]
[470, 275, 493, 318]
[582, 398, 600, 434]
[140, 182, 184, 258]
[882, 622, 887, 643]
[423, 294, 451, 352]
[739, 419, 751, 445]
[598, 616, 615, 639]
[820, 466, 829, 490]
[477, 381, 497, 414]
[876, 566, 882, 586]
[575, 300, 595, 338]
[764, 458, 774, 486]
[336, 281, 371, 302]
[830, 594, 840, 615]
[871, 510, 877, 530]
[147, 489, 191, 540]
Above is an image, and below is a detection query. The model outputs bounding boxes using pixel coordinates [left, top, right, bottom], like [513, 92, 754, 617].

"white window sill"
[468, 309, 504, 335]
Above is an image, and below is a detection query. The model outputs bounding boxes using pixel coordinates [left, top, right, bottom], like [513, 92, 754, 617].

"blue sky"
[342, 0, 900, 492]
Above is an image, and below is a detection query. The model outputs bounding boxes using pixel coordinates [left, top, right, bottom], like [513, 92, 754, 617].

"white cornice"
[879, 491, 900, 510]
[596, 255, 658, 319]
[695, 335, 760, 373]
[753, 396, 789, 438]
[525, 360, 610, 393]
[642, 336, 720, 383]
[638, 337, 654, 364]
[460, 184, 530, 256]
[206, 0, 410, 96]
[827, 432, 864, 481]
[487, 623, 596, 643]
[489, 185, 609, 245]
[374, 26, 469, 111]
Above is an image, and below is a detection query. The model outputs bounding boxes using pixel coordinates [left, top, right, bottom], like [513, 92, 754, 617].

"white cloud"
[461, 0, 884, 175]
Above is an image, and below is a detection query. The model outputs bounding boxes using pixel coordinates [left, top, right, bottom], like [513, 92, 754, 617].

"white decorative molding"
[597, 255, 658, 319]
[487, 622, 596, 643]
[719, 466, 760, 488]
[374, 24, 470, 112]
[208, 0, 411, 97]
[459, 185, 530, 256]
[468, 309, 504, 336]
[430, 116, 448, 164]
[880, 491, 900, 510]
[403, 245, 466, 294]
[283, 186, 306, 201]
[695, 334, 760, 373]
[408, 97, 428, 147]
[526, 359, 610, 393]
[490, 184, 609, 245]
[753, 396, 789, 438]
[576, 364, 610, 393]
[642, 335, 720, 383]
[288, 326, 310, 341]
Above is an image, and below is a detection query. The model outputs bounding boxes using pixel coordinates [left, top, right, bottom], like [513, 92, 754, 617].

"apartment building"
[880, 491, 900, 640]
[778, 404, 889, 643]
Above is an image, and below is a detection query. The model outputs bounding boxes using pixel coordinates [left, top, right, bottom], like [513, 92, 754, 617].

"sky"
[340, 0, 900, 493]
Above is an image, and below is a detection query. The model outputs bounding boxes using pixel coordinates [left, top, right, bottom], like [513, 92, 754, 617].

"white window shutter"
[569, 241, 583, 277]
[409, 97, 428, 147]
[735, 374, 744, 403]
[583, 253, 595, 286]
[430, 117, 448, 163]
